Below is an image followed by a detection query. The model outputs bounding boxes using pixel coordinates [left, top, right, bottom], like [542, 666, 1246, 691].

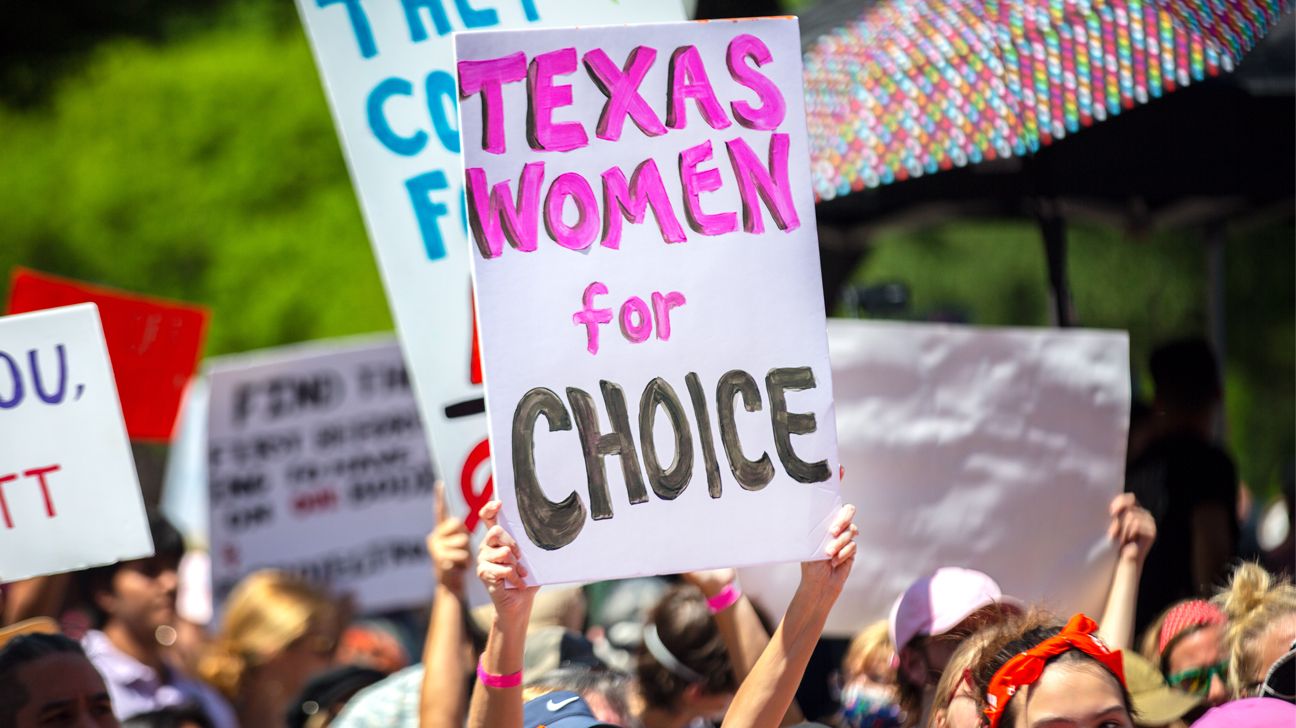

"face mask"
[839, 681, 904, 728]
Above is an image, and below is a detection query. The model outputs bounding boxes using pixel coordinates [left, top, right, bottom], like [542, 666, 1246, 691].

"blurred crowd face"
[1011, 662, 1131, 728]
[101, 554, 180, 640]
[1166, 623, 1227, 705]
[260, 627, 337, 704]
[12, 652, 119, 728]
[903, 609, 1001, 690]
[934, 673, 980, 728]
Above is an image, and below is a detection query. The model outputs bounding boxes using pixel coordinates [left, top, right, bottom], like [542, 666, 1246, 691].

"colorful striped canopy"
[803, 0, 1290, 200]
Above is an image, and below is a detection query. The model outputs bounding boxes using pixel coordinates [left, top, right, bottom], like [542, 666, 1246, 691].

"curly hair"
[1212, 562, 1296, 696]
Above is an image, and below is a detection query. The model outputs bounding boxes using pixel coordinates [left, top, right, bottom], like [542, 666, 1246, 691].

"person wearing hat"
[1121, 651, 1202, 727]
[522, 690, 617, 728]
[890, 493, 1156, 727]
[1137, 599, 1229, 711]
[889, 566, 1022, 726]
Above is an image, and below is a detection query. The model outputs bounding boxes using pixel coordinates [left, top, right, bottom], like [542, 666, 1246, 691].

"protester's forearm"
[1097, 556, 1141, 650]
[721, 586, 833, 728]
[420, 584, 468, 728]
[2, 574, 68, 626]
[713, 595, 806, 726]
[466, 612, 529, 728]
[713, 595, 766, 683]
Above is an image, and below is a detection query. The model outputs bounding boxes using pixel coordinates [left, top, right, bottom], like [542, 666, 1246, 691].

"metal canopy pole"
[1038, 199, 1074, 327]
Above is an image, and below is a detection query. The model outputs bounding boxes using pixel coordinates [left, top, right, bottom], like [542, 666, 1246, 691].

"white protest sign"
[740, 320, 1130, 636]
[294, 0, 686, 541]
[456, 18, 840, 585]
[0, 304, 153, 582]
[206, 337, 436, 613]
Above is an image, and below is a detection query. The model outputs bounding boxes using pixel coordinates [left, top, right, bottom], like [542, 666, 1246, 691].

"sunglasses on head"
[1166, 661, 1227, 696]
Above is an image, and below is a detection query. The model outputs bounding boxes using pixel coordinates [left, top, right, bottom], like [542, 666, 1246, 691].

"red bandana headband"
[983, 613, 1125, 728]
[1157, 599, 1226, 655]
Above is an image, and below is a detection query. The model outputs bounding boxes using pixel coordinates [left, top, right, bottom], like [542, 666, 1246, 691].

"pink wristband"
[707, 582, 742, 614]
[477, 660, 522, 688]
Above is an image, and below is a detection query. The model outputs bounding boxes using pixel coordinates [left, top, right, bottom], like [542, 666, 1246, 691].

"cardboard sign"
[456, 18, 839, 584]
[294, 0, 686, 539]
[740, 320, 1131, 636]
[7, 268, 208, 442]
[206, 337, 438, 613]
[0, 304, 153, 582]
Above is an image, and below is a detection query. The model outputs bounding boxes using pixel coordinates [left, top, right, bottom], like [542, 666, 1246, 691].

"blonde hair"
[842, 620, 895, 685]
[198, 570, 337, 700]
[927, 627, 998, 728]
[1212, 562, 1296, 696]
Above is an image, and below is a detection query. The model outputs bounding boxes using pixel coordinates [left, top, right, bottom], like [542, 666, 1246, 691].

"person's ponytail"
[197, 637, 248, 701]
[1213, 562, 1296, 696]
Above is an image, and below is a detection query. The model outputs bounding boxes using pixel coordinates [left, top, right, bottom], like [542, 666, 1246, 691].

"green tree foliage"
[852, 220, 1294, 497]
[0, 18, 391, 357]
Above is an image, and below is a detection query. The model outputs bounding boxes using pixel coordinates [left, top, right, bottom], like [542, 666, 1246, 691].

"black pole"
[1037, 199, 1074, 327]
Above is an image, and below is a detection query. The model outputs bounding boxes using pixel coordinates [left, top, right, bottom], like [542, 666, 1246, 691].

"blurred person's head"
[0, 632, 118, 728]
[636, 585, 736, 720]
[839, 620, 902, 728]
[81, 511, 185, 649]
[334, 619, 409, 674]
[1149, 338, 1221, 429]
[968, 613, 1132, 728]
[284, 665, 385, 728]
[842, 620, 896, 686]
[890, 568, 1020, 722]
[1137, 599, 1228, 707]
[525, 626, 603, 678]
[587, 578, 670, 672]
[524, 667, 634, 725]
[198, 571, 339, 710]
[1214, 562, 1296, 697]
[121, 705, 213, 728]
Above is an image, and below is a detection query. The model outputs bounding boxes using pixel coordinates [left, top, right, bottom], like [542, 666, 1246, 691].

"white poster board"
[741, 320, 1130, 636]
[206, 337, 436, 613]
[0, 304, 153, 582]
[457, 18, 840, 585]
[294, 0, 686, 542]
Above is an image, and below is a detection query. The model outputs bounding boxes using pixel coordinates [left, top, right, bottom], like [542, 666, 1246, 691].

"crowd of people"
[1, 339, 1293, 728]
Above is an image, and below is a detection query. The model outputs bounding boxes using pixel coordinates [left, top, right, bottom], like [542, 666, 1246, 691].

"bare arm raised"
[721, 504, 858, 728]
[466, 501, 538, 728]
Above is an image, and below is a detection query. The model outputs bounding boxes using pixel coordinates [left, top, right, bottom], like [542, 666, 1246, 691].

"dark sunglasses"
[1167, 660, 1227, 696]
